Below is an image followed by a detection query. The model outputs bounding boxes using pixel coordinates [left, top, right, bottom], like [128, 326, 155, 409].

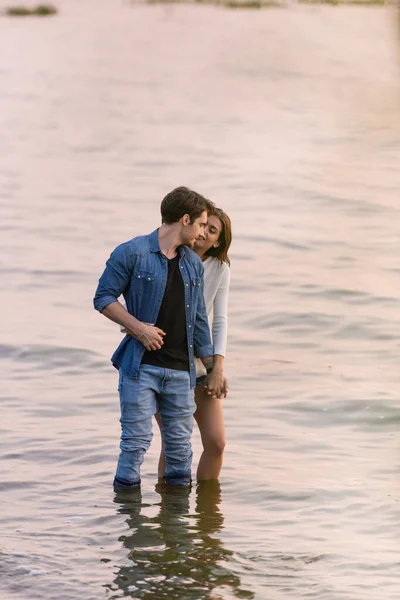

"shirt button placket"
[185, 268, 192, 350]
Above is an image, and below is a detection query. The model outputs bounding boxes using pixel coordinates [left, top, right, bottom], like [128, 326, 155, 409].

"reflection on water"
[112, 482, 253, 599]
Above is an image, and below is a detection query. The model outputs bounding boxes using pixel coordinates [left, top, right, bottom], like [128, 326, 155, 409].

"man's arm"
[193, 271, 213, 355]
[193, 271, 216, 386]
[102, 302, 165, 351]
[93, 244, 165, 351]
[93, 242, 133, 314]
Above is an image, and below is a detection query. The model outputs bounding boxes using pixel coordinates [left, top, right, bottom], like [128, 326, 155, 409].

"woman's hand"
[205, 368, 225, 399]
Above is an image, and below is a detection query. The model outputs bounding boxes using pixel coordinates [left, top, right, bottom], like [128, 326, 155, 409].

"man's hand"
[129, 324, 166, 351]
[220, 376, 229, 399]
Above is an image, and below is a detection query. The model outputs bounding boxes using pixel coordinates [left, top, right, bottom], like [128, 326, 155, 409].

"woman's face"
[194, 215, 222, 253]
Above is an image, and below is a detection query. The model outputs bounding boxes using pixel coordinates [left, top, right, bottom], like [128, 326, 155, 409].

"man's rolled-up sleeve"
[93, 243, 133, 313]
[194, 274, 214, 358]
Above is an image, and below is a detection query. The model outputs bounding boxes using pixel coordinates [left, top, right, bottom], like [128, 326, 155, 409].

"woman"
[157, 206, 232, 480]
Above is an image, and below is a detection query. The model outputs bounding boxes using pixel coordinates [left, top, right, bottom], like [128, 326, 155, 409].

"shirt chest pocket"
[130, 270, 156, 295]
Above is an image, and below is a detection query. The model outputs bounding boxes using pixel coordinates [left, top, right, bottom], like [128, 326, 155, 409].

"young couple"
[93, 187, 232, 490]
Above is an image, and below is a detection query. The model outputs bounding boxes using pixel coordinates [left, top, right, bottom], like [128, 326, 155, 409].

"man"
[93, 187, 215, 490]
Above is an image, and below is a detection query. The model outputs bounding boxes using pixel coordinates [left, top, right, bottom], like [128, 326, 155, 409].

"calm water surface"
[1, 1, 400, 598]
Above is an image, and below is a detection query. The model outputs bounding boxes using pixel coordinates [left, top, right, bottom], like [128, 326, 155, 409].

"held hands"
[204, 368, 228, 399]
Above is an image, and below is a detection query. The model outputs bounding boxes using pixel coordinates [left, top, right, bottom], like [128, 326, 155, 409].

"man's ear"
[181, 213, 190, 226]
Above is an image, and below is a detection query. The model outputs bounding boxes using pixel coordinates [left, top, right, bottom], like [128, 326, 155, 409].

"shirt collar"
[149, 229, 161, 253]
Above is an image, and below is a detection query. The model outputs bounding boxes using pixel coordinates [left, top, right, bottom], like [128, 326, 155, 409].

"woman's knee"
[204, 436, 225, 456]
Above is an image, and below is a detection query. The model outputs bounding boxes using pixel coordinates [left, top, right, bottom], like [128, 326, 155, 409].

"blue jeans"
[114, 365, 195, 488]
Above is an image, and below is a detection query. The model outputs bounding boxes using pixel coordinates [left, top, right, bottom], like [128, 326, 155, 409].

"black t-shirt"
[141, 254, 189, 372]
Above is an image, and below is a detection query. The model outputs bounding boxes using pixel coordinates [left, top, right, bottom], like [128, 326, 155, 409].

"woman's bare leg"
[155, 411, 165, 478]
[195, 385, 226, 481]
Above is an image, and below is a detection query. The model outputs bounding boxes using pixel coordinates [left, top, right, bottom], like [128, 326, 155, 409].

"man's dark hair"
[161, 186, 214, 224]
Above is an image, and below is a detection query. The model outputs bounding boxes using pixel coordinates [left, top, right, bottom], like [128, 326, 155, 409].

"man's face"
[181, 211, 208, 248]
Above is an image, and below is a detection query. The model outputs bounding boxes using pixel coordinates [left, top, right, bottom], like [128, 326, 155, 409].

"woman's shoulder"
[212, 258, 230, 277]
[204, 258, 230, 288]
[205, 256, 230, 272]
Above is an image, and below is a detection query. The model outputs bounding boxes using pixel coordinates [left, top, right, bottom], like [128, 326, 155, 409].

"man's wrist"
[202, 356, 214, 370]
[137, 327, 147, 341]
[128, 320, 146, 340]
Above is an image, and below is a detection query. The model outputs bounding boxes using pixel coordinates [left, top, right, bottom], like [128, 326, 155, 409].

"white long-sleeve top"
[195, 257, 230, 377]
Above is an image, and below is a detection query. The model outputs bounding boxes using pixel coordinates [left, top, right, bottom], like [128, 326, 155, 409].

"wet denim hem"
[163, 473, 192, 486]
[113, 476, 141, 490]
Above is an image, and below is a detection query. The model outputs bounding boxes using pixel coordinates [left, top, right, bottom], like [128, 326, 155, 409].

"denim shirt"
[93, 229, 214, 388]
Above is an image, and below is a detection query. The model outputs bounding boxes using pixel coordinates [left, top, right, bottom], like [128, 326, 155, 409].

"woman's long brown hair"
[204, 207, 232, 266]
